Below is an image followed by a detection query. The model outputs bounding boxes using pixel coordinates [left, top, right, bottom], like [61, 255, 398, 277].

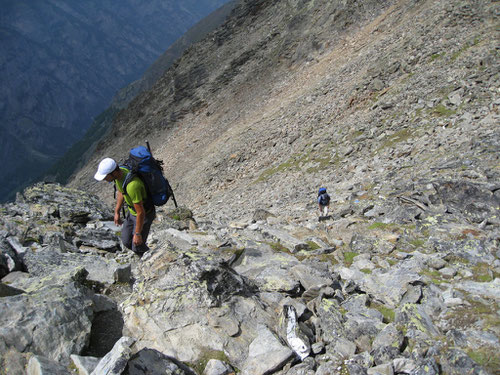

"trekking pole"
[145, 140, 178, 208]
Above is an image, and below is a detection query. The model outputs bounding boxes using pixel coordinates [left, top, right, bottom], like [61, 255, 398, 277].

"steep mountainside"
[70, 0, 498, 222]
[45, 0, 239, 185]
[0, 0, 231, 202]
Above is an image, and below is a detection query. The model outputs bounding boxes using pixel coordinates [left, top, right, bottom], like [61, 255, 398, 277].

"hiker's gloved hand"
[114, 212, 122, 226]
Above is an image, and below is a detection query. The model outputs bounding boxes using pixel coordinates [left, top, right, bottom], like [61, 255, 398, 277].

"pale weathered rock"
[114, 264, 132, 284]
[0, 273, 93, 364]
[91, 336, 135, 375]
[203, 358, 234, 375]
[392, 358, 416, 374]
[367, 363, 394, 375]
[261, 226, 309, 253]
[27, 355, 71, 375]
[241, 326, 293, 375]
[372, 324, 404, 351]
[164, 227, 199, 246]
[70, 354, 101, 375]
[233, 246, 300, 293]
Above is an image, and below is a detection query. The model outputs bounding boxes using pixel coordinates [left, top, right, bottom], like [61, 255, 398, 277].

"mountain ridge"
[0, 0, 231, 202]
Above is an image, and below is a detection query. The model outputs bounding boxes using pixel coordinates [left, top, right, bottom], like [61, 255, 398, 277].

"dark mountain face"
[0, 0, 231, 202]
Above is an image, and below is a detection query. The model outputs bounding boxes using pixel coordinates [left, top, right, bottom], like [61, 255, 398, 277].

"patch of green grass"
[188, 349, 231, 375]
[318, 253, 339, 265]
[471, 263, 496, 282]
[430, 52, 446, 61]
[256, 145, 339, 183]
[371, 303, 396, 323]
[422, 269, 445, 285]
[343, 251, 358, 266]
[466, 348, 500, 373]
[409, 239, 425, 248]
[451, 37, 481, 61]
[387, 259, 398, 266]
[377, 128, 412, 151]
[431, 104, 457, 117]
[23, 237, 40, 245]
[445, 295, 500, 346]
[306, 241, 321, 250]
[360, 268, 372, 274]
[256, 153, 307, 182]
[267, 241, 289, 253]
[368, 222, 394, 230]
[306, 155, 332, 173]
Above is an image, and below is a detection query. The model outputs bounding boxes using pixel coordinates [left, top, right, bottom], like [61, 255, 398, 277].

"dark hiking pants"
[121, 208, 156, 256]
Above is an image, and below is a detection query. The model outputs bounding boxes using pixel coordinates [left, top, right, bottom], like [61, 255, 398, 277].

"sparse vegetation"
[431, 104, 456, 117]
[377, 128, 412, 151]
[343, 252, 358, 266]
[430, 52, 446, 61]
[371, 303, 396, 323]
[306, 241, 321, 250]
[189, 349, 232, 375]
[466, 348, 500, 373]
[267, 241, 289, 253]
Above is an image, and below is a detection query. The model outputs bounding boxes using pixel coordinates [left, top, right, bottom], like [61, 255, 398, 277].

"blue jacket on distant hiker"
[318, 187, 330, 216]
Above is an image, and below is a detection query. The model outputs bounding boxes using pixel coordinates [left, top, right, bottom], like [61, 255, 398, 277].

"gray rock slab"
[241, 326, 293, 375]
[233, 247, 300, 293]
[290, 263, 334, 290]
[0, 282, 24, 297]
[22, 248, 120, 286]
[165, 228, 198, 246]
[392, 358, 416, 374]
[114, 264, 132, 284]
[27, 355, 71, 375]
[203, 358, 234, 375]
[334, 337, 357, 358]
[0, 272, 93, 364]
[395, 303, 440, 339]
[372, 324, 404, 350]
[70, 354, 101, 375]
[127, 348, 194, 375]
[367, 363, 394, 375]
[7, 236, 30, 257]
[338, 254, 426, 307]
[261, 226, 308, 252]
[121, 249, 273, 368]
[455, 278, 500, 301]
[91, 336, 135, 375]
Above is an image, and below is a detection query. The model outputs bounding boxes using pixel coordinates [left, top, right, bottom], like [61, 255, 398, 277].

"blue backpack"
[121, 145, 176, 207]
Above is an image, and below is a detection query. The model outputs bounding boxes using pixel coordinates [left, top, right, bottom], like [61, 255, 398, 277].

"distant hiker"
[318, 187, 330, 217]
[94, 157, 155, 257]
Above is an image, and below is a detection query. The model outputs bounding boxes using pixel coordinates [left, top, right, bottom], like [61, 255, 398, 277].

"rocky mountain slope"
[0, 0, 231, 202]
[44, 0, 239, 185]
[1, 0, 499, 374]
